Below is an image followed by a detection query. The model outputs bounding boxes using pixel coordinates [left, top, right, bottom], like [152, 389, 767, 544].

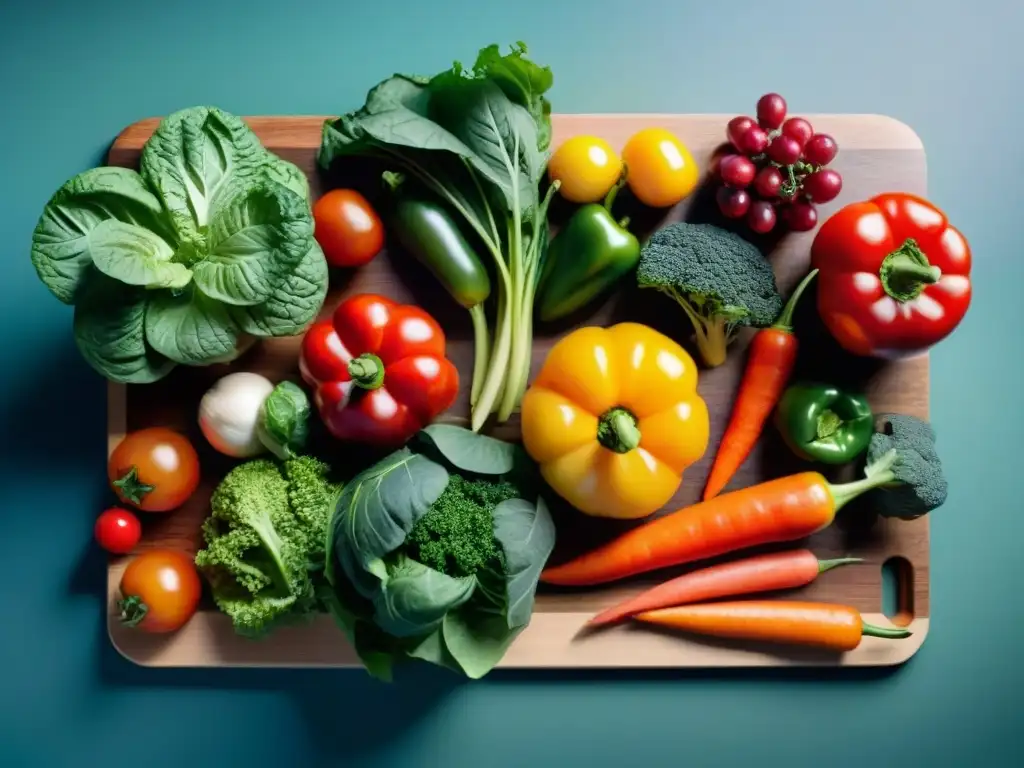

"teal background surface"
[1, 0, 1019, 765]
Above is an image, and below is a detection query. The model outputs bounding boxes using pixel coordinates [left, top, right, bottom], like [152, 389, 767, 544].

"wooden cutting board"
[105, 114, 930, 670]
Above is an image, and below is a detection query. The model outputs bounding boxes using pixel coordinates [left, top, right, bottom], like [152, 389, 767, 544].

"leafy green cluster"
[406, 474, 519, 578]
[31, 106, 328, 384]
[195, 455, 342, 638]
[637, 222, 783, 367]
[326, 424, 556, 681]
[318, 42, 557, 430]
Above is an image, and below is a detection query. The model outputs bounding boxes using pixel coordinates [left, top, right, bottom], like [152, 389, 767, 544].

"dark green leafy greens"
[257, 380, 311, 459]
[324, 426, 556, 680]
[318, 42, 557, 432]
[31, 106, 328, 383]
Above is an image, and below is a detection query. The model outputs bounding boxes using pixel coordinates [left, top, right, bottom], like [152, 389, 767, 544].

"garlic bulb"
[198, 372, 276, 458]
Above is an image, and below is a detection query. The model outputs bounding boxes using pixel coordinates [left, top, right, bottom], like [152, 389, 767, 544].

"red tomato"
[313, 189, 385, 268]
[117, 549, 201, 633]
[108, 427, 200, 513]
[94, 507, 141, 554]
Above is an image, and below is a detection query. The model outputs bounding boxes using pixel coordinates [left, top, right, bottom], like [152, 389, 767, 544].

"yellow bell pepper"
[520, 322, 709, 519]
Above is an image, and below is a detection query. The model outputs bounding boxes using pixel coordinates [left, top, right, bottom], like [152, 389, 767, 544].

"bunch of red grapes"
[715, 93, 842, 234]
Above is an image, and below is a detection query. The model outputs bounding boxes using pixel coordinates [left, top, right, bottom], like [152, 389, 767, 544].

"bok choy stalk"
[317, 42, 558, 430]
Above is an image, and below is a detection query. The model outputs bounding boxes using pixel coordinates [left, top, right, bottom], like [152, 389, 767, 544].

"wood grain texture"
[106, 114, 930, 670]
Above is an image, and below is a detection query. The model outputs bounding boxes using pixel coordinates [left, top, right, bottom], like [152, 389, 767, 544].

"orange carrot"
[634, 600, 912, 652]
[702, 269, 818, 500]
[541, 472, 846, 586]
[587, 549, 860, 627]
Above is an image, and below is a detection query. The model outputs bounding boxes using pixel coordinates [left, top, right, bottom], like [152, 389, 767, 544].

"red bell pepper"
[810, 193, 972, 358]
[299, 293, 459, 447]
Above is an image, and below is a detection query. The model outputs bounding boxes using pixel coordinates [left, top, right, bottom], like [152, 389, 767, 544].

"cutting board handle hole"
[880, 556, 915, 627]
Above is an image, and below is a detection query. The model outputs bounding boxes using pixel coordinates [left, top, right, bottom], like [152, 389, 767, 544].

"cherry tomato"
[313, 189, 385, 268]
[547, 135, 624, 204]
[117, 549, 201, 633]
[621, 127, 700, 208]
[94, 507, 141, 554]
[108, 427, 200, 513]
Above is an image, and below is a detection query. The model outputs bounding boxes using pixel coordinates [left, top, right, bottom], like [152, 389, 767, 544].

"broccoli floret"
[637, 222, 783, 367]
[405, 475, 517, 578]
[195, 456, 342, 638]
[830, 413, 948, 519]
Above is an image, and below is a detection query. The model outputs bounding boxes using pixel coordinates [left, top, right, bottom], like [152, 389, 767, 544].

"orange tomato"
[117, 549, 201, 633]
[621, 128, 699, 208]
[108, 427, 200, 513]
[313, 189, 385, 268]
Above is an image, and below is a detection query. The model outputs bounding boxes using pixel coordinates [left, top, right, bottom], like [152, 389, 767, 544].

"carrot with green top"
[634, 600, 912, 652]
[540, 413, 947, 587]
[587, 549, 860, 627]
[702, 269, 818, 500]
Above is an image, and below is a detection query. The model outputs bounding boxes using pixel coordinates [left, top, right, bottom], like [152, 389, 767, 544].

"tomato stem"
[112, 465, 155, 506]
[117, 595, 148, 628]
[347, 353, 386, 390]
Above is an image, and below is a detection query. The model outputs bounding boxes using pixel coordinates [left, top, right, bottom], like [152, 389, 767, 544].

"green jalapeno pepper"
[775, 383, 874, 465]
[536, 179, 640, 322]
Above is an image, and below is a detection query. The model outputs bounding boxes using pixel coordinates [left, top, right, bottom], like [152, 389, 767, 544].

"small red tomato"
[313, 189, 385, 268]
[94, 507, 142, 554]
[108, 427, 201, 513]
[117, 549, 202, 633]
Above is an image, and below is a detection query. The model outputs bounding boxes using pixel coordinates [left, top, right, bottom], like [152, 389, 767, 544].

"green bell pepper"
[536, 180, 639, 322]
[775, 383, 874, 465]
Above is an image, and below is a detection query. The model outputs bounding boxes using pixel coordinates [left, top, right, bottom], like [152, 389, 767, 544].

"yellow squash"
[520, 323, 710, 519]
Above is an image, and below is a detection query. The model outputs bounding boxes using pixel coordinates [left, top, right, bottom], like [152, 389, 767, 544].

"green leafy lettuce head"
[30, 106, 328, 384]
[324, 424, 556, 681]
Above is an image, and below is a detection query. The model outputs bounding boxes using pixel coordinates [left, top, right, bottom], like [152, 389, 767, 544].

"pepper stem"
[603, 172, 629, 212]
[880, 238, 941, 302]
[861, 621, 913, 640]
[597, 407, 641, 453]
[347, 353, 386, 390]
[117, 595, 148, 628]
[816, 409, 842, 439]
[771, 268, 818, 332]
[817, 556, 863, 574]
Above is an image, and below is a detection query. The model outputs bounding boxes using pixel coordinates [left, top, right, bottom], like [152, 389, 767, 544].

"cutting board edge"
[102, 112, 931, 672]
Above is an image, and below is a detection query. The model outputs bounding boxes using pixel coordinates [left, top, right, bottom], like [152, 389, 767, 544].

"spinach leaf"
[229, 241, 328, 337]
[408, 626, 465, 676]
[471, 42, 554, 151]
[442, 608, 521, 680]
[492, 496, 556, 628]
[427, 76, 543, 214]
[31, 167, 172, 304]
[72, 273, 175, 383]
[263, 154, 310, 201]
[372, 555, 476, 638]
[88, 219, 190, 289]
[140, 107, 267, 236]
[419, 423, 516, 475]
[144, 284, 244, 365]
[193, 181, 312, 306]
[332, 450, 449, 599]
[256, 380, 310, 459]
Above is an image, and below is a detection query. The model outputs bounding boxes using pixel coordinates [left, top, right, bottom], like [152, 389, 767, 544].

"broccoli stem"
[828, 448, 899, 512]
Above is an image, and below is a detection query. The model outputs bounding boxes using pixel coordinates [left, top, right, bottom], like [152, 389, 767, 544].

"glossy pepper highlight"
[520, 323, 710, 519]
[299, 294, 459, 448]
[811, 193, 972, 359]
[775, 383, 873, 464]
[536, 179, 640, 322]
